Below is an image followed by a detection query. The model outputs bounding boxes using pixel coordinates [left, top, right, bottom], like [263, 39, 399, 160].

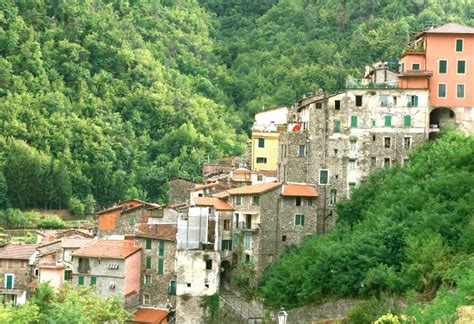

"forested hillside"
[0, 0, 472, 211]
[258, 130, 474, 322]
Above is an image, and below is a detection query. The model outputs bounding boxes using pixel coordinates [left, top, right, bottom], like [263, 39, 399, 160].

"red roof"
[132, 308, 168, 323]
[0, 244, 37, 260]
[194, 197, 233, 211]
[227, 182, 280, 195]
[424, 23, 474, 34]
[135, 224, 177, 242]
[281, 183, 318, 197]
[72, 240, 140, 259]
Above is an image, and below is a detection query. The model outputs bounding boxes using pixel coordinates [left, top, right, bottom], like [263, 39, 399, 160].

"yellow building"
[251, 131, 280, 172]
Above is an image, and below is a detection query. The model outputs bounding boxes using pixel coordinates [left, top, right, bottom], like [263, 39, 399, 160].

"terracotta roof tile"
[213, 191, 230, 198]
[281, 183, 318, 197]
[0, 244, 37, 260]
[424, 23, 474, 34]
[194, 197, 233, 211]
[72, 240, 140, 259]
[132, 308, 168, 323]
[61, 238, 94, 249]
[135, 224, 177, 242]
[226, 182, 280, 195]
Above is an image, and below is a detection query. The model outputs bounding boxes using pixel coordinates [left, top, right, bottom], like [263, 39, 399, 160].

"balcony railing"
[238, 221, 259, 231]
[346, 78, 398, 89]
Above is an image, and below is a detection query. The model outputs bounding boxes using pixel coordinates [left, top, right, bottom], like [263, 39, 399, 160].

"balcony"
[238, 221, 259, 232]
[346, 78, 398, 89]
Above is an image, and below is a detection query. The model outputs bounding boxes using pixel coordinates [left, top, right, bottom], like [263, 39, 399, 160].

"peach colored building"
[399, 23, 474, 137]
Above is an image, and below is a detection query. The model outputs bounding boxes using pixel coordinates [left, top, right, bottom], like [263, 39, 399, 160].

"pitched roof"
[213, 191, 230, 198]
[0, 244, 37, 260]
[188, 183, 228, 192]
[424, 23, 474, 34]
[194, 197, 234, 211]
[61, 238, 94, 249]
[132, 308, 168, 323]
[226, 182, 280, 195]
[72, 240, 140, 259]
[281, 183, 318, 197]
[97, 205, 123, 215]
[135, 224, 177, 242]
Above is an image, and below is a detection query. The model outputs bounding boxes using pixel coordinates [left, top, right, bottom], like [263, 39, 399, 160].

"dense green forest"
[258, 130, 474, 322]
[0, 0, 472, 211]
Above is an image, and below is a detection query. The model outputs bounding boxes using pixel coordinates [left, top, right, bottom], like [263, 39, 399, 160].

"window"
[157, 259, 164, 275]
[384, 137, 391, 148]
[350, 115, 358, 128]
[355, 95, 363, 107]
[158, 240, 164, 257]
[319, 169, 329, 185]
[206, 259, 212, 270]
[438, 60, 447, 74]
[330, 189, 337, 206]
[252, 196, 260, 206]
[244, 234, 252, 250]
[34, 268, 39, 277]
[78, 276, 84, 286]
[298, 145, 306, 157]
[401, 62, 404, 72]
[371, 157, 377, 167]
[348, 182, 356, 192]
[371, 119, 376, 128]
[169, 280, 177, 295]
[256, 157, 267, 164]
[335, 100, 341, 110]
[143, 294, 150, 305]
[258, 138, 265, 148]
[295, 197, 302, 206]
[412, 63, 420, 70]
[349, 159, 356, 171]
[144, 275, 151, 286]
[223, 219, 230, 230]
[281, 235, 287, 242]
[245, 214, 252, 229]
[408, 95, 418, 107]
[221, 240, 232, 251]
[235, 196, 242, 206]
[404, 115, 411, 127]
[438, 83, 447, 98]
[198, 193, 203, 197]
[129, 215, 135, 225]
[457, 84, 465, 98]
[145, 239, 152, 249]
[372, 134, 376, 141]
[234, 213, 240, 228]
[146, 257, 152, 269]
[334, 149, 338, 156]
[307, 198, 313, 206]
[393, 96, 398, 106]
[5, 274, 14, 289]
[350, 140, 357, 153]
[90, 276, 96, 286]
[257, 174, 263, 181]
[245, 254, 252, 264]
[316, 102, 322, 109]
[456, 39, 463, 52]
[384, 158, 391, 167]
[334, 120, 341, 133]
[404, 137, 411, 149]
[384, 115, 392, 127]
[294, 214, 305, 226]
[380, 95, 388, 106]
[187, 283, 191, 288]
[64, 270, 72, 281]
[457, 60, 466, 74]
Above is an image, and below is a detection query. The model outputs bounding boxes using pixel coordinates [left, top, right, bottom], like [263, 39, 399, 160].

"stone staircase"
[220, 289, 265, 323]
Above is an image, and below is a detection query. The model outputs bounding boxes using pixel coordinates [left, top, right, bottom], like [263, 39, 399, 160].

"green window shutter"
[64, 271, 69, 280]
[301, 215, 305, 226]
[334, 120, 341, 133]
[456, 39, 463, 52]
[78, 276, 84, 285]
[129, 215, 135, 225]
[90, 276, 96, 286]
[146, 257, 152, 269]
[294, 215, 300, 226]
[404, 115, 411, 127]
[457, 60, 465, 74]
[412, 63, 420, 70]
[413, 96, 418, 107]
[439, 60, 447, 73]
[384, 116, 392, 127]
[371, 119, 376, 127]
[6, 275, 13, 289]
[158, 240, 165, 257]
[158, 259, 164, 275]
[145, 239, 152, 249]
[169, 280, 176, 295]
[350, 116, 358, 128]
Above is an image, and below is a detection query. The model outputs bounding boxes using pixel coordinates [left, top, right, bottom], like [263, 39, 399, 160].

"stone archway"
[220, 260, 232, 289]
[429, 107, 455, 139]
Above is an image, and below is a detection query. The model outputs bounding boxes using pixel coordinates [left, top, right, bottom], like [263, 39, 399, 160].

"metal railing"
[220, 293, 264, 323]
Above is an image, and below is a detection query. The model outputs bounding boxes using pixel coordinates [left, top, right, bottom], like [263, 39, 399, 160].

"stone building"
[133, 223, 177, 309]
[168, 177, 198, 205]
[71, 239, 141, 309]
[0, 244, 38, 305]
[279, 87, 429, 231]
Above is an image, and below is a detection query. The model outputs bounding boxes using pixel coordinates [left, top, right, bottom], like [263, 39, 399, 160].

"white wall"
[254, 107, 288, 126]
[175, 250, 220, 296]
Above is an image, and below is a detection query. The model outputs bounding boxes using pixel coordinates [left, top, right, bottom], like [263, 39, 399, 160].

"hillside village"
[0, 22, 473, 323]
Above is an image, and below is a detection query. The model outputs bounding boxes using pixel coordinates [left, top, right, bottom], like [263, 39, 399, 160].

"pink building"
[399, 23, 474, 138]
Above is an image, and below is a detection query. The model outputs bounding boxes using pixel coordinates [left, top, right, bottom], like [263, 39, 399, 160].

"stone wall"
[175, 295, 205, 324]
[285, 299, 358, 323]
[168, 178, 196, 204]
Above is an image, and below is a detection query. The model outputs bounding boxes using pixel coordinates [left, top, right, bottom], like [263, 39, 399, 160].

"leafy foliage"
[258, 131, 474, 309]
[37, 215, 66, 229]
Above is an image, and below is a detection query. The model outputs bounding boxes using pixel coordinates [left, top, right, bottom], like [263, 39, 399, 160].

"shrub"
[38, 215, 66, 229]
[69, 197, 85, 217]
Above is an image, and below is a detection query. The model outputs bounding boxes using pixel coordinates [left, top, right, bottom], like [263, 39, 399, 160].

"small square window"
[206, 259, 212, 270]
[384, 158, 391, 167]
[252, 196, 260, 206]
[294, 214, 305, 226]
[412, 63, 420, 71]
[307, 198, 313, 206]
[384, 137, 391, 148]
[408, 95, 418, 107]
[298, 145, 306, 157]
[187, 283, 191, 288]
[258, 138, 265, 148]
[256, 157, 267, 164]
[235, 196, 242, 205]
[205, 283, 209, 289]
[315, 102, 322, 109]
[281, 235, 287, 242]
[348, 182, 356, 192]
[334, 149, 338, 156]
[335, 100, 341, 110]
[404, 137, 411, 149]
[295, 197, 302, 206]
[223, 219, 231, 231]
[355, 96, 363, 107]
